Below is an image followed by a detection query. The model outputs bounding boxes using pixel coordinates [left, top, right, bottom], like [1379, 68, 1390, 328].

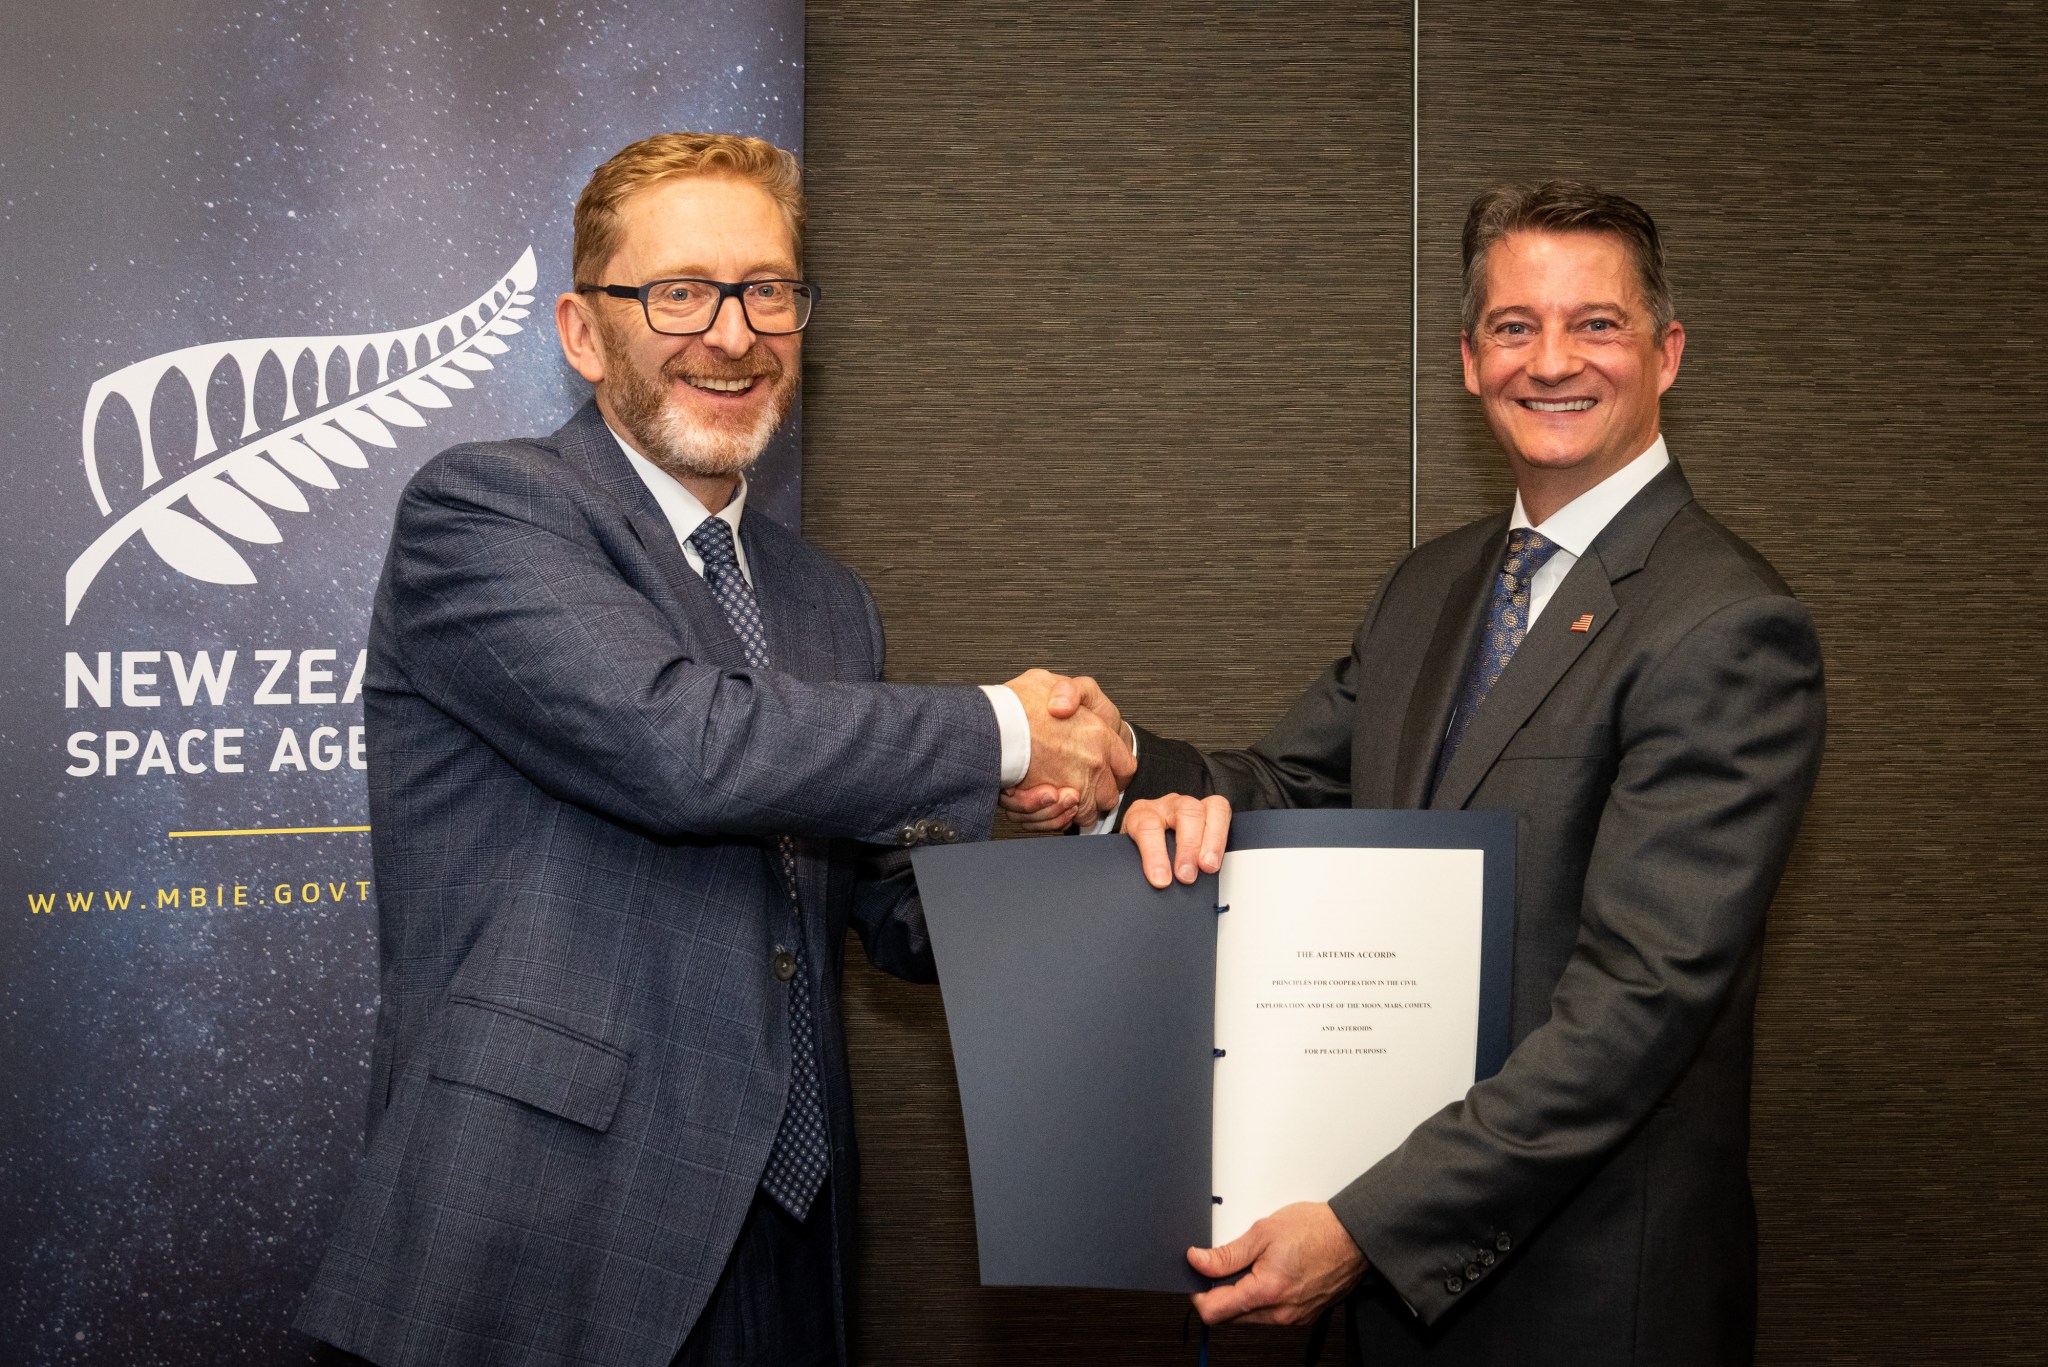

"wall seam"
[1410, 0, 1421, 550]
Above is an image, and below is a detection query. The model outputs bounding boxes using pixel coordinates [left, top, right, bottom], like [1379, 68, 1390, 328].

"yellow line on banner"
[167, 825, 372, 839]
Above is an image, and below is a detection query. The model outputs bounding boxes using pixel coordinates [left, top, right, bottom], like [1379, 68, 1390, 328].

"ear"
[1461, 332, 1481, 397]
[1654, 319, 1686, 396]
[556, 291, 607, 385]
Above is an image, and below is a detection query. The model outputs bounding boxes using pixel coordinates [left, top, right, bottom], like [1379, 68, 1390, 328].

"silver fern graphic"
[64, 247, 539, 623]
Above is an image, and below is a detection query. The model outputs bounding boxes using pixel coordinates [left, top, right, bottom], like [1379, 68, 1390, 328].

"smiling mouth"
[1519, 398, 1596, 412]
[682, 375, 758, 395]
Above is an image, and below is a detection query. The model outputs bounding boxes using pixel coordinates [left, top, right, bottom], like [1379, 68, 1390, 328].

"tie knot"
[1501, 528, 1561, 583]
[688, 516, 741, 570]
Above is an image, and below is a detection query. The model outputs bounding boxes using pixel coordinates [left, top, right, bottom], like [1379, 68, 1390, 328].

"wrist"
[980, 683, 1032, 787]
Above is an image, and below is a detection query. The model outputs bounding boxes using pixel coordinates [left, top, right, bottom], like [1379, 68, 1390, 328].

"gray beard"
[598, 327, 794, 482]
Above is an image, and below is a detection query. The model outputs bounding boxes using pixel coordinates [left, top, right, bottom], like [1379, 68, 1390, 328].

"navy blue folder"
[912, 808, 1515, 1294]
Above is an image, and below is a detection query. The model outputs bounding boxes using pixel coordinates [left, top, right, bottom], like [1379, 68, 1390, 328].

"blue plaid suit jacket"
[295, 401, 1000, 1367]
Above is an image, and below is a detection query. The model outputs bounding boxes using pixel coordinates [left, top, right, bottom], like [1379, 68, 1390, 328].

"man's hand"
[1000, 673, 1130, 832]
[1122, 792, 1231, 887]
[1001, 670, 1136, 827]
[1188, 1202, 1367, 1328]
[998, 781, 1088, 833]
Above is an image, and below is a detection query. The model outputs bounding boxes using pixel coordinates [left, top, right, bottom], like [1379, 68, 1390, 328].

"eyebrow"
[1483, 301, 1633, 326]
[641, 260, 802, 281]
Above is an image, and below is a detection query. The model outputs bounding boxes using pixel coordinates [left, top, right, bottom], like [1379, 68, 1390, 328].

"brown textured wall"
[804, 3, 1410, 1361]
[806, 2, 2047, 1363]
[1415, 4, 2048, 1363]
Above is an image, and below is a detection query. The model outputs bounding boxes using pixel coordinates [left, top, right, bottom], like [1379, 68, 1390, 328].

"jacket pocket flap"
[431, 998, 627, 1133]
[1499, 723, 1615, 760]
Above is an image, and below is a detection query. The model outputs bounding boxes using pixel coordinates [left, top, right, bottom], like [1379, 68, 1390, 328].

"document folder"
[912, 808, 1515, 1293]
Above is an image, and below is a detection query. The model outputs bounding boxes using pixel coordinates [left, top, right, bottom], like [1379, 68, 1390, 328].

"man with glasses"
[296, 133, 1133, 1367]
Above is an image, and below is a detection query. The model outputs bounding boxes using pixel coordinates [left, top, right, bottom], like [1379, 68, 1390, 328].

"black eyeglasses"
[575, 277, 821, 336]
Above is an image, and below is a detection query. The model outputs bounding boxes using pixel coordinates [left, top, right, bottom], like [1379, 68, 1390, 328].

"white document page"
[1210, 846, 1486, 1247]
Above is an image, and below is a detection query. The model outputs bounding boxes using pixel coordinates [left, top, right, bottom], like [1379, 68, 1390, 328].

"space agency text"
[61, 647, 367, 777]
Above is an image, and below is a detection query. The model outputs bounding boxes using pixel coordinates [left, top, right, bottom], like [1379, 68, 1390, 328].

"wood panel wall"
[804, 2, 2046, 1362]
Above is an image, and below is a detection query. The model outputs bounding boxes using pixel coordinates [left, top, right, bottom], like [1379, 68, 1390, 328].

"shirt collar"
[605, 420, 749, 554]
[1510, 435, 1671, 557]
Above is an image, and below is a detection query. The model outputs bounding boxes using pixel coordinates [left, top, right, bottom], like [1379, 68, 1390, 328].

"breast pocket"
[1497, 723, 1615, 761]
[430, 997, 628, 1133]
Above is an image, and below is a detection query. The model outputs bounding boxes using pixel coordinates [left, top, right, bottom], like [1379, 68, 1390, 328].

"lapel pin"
[1570, 613, 1595, 633]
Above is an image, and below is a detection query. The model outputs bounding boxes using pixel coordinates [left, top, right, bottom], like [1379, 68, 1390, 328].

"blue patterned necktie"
[1432, 528, 1563, 796]
[686, 515, 829, 1220]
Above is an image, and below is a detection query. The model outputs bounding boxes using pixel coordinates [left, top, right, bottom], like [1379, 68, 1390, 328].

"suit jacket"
[295, 401, 1000, 1367]
[1132, 464, 1824, 1367]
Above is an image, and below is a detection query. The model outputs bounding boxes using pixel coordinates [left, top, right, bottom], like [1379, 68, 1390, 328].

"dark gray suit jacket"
[295, 401, 1000, 1367]
[1132, 464, 1824, 1366]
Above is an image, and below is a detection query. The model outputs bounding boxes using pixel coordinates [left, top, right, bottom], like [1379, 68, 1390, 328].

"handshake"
[998, 669, 1137, 832]
[994, 670, 1233, 893]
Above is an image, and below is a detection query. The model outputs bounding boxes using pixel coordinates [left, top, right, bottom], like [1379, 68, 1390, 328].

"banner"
[0, 2, 803, 1360]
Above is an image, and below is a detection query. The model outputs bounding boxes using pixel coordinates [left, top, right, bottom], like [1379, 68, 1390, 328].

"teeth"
[1524, 399, 1594, 412]
[686, 376, 754, 393]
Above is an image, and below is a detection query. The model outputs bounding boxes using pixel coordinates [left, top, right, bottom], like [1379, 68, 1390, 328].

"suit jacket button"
[772, 949, 797, 982]
[1495, 1232, 1512, 1253]
[899, 825, 920, 847]
[928, 820, 958, 844]
[1445, 1275, 1464, 1294]
[1479, 1250, 1496, 1267]
[1464, 1262, 1482, 1280]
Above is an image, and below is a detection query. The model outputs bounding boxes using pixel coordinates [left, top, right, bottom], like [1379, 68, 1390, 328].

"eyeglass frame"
[573, 277, 822, 336]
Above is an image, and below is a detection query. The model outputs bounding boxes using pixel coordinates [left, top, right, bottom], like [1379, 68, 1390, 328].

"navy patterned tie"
[1432, 529, 1563, 796]
[686, 515, 829, 1219]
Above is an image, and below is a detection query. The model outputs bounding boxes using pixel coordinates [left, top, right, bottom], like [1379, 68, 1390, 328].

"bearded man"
[295, 133, 1132, 1367]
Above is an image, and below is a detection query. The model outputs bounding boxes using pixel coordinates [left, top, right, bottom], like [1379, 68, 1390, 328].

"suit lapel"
[1390, 542, 1497, 808]
[741, 513, 828, 683]
[551, 402, 753, 668]
[1430, 560, 1617, 810]
[1430, 461, 1696, 810]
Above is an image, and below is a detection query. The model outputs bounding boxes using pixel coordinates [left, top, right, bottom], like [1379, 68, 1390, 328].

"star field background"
[0, 2, 803, 1360]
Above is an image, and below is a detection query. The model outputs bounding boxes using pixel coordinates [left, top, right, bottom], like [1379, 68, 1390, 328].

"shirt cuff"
[980, 684, 1031, 788]
[1082, 723, 1138, 835]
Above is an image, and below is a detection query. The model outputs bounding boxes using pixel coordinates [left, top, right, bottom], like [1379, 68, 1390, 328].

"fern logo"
[63, 247, 539, 623]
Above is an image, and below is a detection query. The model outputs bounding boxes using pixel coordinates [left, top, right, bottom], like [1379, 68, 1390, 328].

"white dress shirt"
[1511, 435, 1671, 628]
[609, 424, 1033, 787]
[614, 429, 755, 583]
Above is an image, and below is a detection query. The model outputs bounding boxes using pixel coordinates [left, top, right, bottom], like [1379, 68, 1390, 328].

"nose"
[699, 293, 757, 356]
[1528, 327, 1581, 386]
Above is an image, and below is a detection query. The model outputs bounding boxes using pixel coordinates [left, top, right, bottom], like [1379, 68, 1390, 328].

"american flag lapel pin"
[1570, 613, 1595, 633]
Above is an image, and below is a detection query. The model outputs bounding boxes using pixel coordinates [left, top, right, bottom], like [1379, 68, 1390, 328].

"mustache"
[663, 352, 785, 385]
